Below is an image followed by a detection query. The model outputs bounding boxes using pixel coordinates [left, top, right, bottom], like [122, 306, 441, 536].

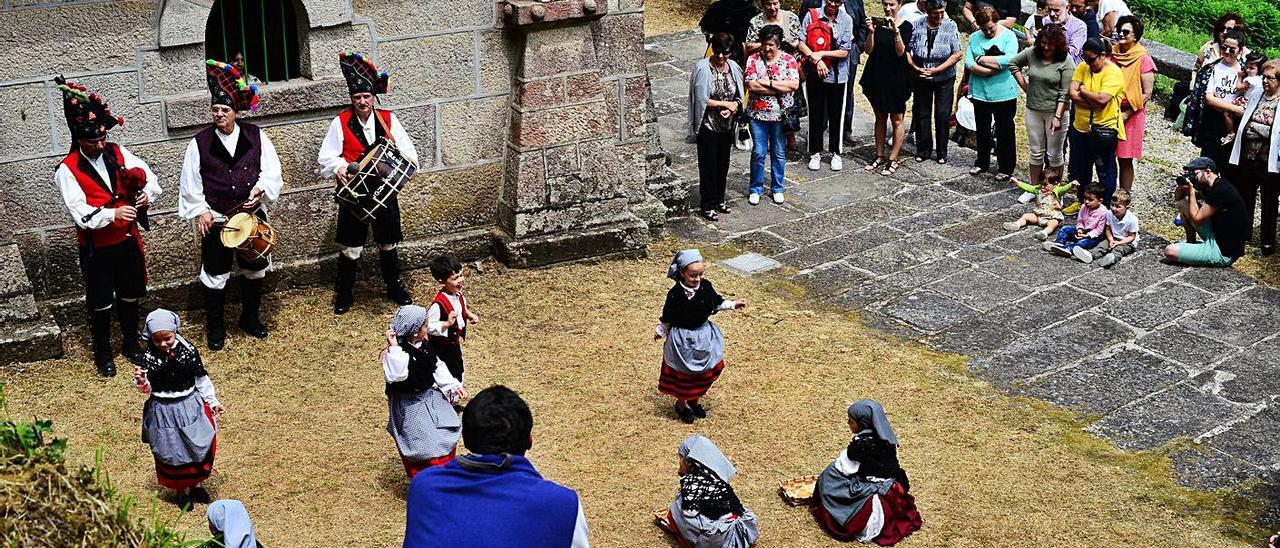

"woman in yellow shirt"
[1066, 38, 1125, 209]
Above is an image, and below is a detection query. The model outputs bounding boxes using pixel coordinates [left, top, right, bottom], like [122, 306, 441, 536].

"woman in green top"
[1006, 24, 1075, 188]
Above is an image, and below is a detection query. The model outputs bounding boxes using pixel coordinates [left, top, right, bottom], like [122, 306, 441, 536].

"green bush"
[0, 384, 202, 547]
[1130, 0, 1280, 59]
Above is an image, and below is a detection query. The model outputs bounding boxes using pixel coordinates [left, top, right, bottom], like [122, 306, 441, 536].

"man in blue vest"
[179, 60, 282, 351]
[404, 385, 590, 547]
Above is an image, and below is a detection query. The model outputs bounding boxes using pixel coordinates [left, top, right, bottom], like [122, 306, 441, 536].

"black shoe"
[238, 278, 269, 340]
[174, 492, 192, 510]
[688, 401, 707, 418]
[96, 360, 117, 378]
[204, 287, 226, 351]
[188, 486, 211, 504]
[380, 249, 413, 305]
[675, 403, 695, 424]
[334, 256, 357, 315]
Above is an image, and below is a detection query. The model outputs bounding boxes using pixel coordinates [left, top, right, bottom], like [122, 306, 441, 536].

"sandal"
[968, 166, 984, 176]
[865, 156, 886, 172]
[701, 210, 719, 222]
[994, 173, 1011, 182]
[880, 159, 900, 176]
[716, 203, 732, 214]
[915, 154, 929, 162]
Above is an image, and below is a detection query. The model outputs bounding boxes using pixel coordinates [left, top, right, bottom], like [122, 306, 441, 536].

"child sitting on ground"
[1002, 171, 1076, 240]
[427, 256, 480, 386]
[1075, 189, 1140, 266]
[1044, 182, 1107, 258]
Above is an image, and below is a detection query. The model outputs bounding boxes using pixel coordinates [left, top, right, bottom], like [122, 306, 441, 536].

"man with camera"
[1163, 157, 1248, 267]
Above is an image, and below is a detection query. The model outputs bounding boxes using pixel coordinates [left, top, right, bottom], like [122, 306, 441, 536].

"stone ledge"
[502, 0, 607, 28]
[0, 313, 63, 366]
[493, 215, 648, 268]
[165, 77, 350, 130]
[1145, 41, 1196, 83]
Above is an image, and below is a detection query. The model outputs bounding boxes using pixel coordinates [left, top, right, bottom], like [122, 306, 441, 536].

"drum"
[220, 212, 276, 262]
[778, 475, 819, 507]
[334, 137, 417, 223]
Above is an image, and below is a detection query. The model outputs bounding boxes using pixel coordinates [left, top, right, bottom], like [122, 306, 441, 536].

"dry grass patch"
[0, 243, 1261, 546]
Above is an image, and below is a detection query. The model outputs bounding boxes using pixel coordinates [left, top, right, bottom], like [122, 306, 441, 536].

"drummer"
[318, 52, 419, 316]
[52, 77, 162, 377]
[179, 59, 282, 351]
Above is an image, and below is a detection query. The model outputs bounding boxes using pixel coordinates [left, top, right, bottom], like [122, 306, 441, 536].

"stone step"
[0, 312, 63, 366]
[0, 292, 39, 323]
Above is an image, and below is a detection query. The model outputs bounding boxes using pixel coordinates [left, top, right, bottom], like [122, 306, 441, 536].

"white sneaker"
[1018, 191, 1036, 203]
[748, 193, 760, 205]
[1095, 253, 1118, 268]
[772, 192, 785, 204]
[830, 155, 843, 171]
[808, 153, 822, 171]
[1071, 246, 1094, 263]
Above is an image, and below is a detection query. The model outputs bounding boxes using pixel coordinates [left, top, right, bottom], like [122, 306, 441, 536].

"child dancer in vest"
[426, 256, 480, 385]
[134, 309, 222, 508]
[655, 249, 747, 423]
[382, 305, 463, 477]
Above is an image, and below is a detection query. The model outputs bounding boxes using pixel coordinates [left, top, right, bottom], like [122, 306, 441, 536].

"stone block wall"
[0, 0, 661, 339]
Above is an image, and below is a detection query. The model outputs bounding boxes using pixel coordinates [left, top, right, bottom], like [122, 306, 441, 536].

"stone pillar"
[495, 0, 650, 268]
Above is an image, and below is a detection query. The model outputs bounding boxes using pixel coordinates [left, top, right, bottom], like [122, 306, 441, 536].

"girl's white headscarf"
[207, 499, 256, 548]
[667, 249, 704, 281]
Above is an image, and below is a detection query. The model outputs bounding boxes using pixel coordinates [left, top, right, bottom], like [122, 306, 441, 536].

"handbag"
[782, 103, 803, 133]
[1086, 72, 1119, 147]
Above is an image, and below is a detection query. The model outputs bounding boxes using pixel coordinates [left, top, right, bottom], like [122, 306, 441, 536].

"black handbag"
[782, 103, 803, 133]
[1085, 72, 1120, 147]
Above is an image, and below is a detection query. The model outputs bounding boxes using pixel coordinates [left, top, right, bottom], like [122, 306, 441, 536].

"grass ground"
[0, 244, 1264, 546]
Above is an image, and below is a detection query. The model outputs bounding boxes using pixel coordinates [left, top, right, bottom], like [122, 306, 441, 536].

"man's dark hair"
[1082, 182, 1107, 199]
[429, 255, 463, 282]
[462, 385, 534, 455]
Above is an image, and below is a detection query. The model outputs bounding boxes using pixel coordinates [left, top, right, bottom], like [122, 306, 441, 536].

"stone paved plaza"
[647, 31, 1280, 491]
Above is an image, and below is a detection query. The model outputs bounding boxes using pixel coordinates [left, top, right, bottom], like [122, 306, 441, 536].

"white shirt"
[1106, 210, 1140, 245]
[54, 145, 162, 230]
[1210, 62, 1242, 103]
[178, 122, 284, 221]
[1096, 0, 1131, 24]
[571, 502, 590, 548]
[317, 110, 419, 179]
[897, 2, 925, 26]
[426, 292, 466, 337]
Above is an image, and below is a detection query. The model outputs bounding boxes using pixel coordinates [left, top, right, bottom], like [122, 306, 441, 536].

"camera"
[1174, 172, 1195, 187]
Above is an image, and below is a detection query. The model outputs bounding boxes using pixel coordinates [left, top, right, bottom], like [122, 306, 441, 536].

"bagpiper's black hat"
[339, 52, 389, 96]
[205, 59, 260, 112]
[55, 76, 123, 141]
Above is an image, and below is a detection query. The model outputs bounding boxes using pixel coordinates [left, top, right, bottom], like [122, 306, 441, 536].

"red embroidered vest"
[428, 291, 468, 347]
[337, 108, 393, 163]
[61, 144, 142, 249]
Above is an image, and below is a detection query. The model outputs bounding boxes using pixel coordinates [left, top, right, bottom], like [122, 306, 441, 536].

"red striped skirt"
[402, 447, 456, 478]
[155, 403, 216, 491]
[811, 483, 922, 545]
[658, 360, 725, 400]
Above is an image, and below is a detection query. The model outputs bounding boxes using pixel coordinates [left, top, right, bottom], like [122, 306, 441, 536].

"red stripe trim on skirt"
[155, 402, 216, 491]
[402, 447, 457, 478]
[657, 360, 725, 400]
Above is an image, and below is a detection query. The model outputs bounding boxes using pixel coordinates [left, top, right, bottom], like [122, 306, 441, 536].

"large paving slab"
[645, 31, 1280, 491]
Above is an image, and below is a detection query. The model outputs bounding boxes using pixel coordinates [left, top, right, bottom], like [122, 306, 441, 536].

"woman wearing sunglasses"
[1109, 15, 1155, 193]
[1183, 29, 1246, 167]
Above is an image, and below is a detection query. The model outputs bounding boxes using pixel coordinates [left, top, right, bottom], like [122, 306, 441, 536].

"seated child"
[663, 435, 760, 548]
[1002, 172, 1075, 240]
[1044, 182, 1107, 258]
[1076, 189, 1139, 267]
[426, 255, 479, 385]
[202, 499, 262, 548]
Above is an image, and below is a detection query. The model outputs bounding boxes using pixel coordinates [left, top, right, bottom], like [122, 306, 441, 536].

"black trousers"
[911, 77, 955, 160]
[696, 126, 733, 212]
[1233, 158, 1280, 247]
[335, 198, 403, 248]
[972, 98, 1017, 175]
[806, 79, 846, 154]
[78, 238, 146, 311]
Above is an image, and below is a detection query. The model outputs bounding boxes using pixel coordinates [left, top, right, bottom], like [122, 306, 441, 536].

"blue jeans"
[749, 118, 786, 195]
[1067, 127, 1117, 205]
[1054, 224, 1103, 252]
